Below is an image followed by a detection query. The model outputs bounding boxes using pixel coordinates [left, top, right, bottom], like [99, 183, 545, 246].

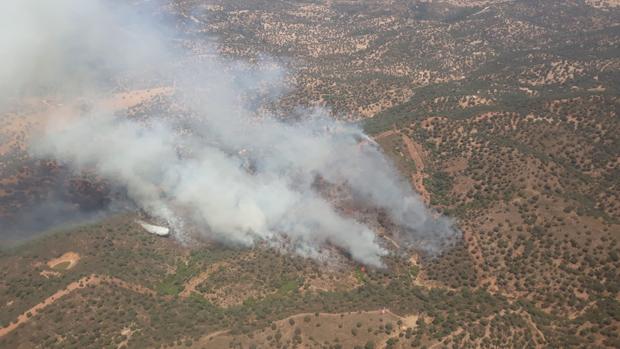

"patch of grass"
[188, 292, 215, 307]
[51, 261, 71, 271]
[156, 280, 183, 296]
[155, 262, 198, 296]
[278, 279, 302, 294]
[410, 265, 419, 279]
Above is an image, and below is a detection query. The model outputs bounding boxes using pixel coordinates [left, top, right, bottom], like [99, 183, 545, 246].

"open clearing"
[46, 252, 80, 270]
[185, 309, 419, 349]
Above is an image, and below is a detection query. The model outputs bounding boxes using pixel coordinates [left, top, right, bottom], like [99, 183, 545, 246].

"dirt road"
[0, 275, 155, 338]
[401, 133, 431, 204]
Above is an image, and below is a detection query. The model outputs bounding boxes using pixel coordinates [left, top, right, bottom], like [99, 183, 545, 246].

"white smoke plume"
[3, 0, 458, 267]
[0, 0, 168, 106]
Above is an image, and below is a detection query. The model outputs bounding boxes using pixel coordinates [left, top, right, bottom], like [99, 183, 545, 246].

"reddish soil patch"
[47, 252, 80, 270]
[39, 270, 61, 279]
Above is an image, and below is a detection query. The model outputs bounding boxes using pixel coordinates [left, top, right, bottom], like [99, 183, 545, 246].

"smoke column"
[3, 0, 458, 266]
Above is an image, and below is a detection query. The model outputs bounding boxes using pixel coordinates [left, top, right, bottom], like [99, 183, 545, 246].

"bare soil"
[46, 252, 80, 270]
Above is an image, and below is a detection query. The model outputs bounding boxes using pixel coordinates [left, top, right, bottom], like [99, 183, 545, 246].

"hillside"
[1, 0, 619, 348]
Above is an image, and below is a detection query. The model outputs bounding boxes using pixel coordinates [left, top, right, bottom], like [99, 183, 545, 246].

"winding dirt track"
[0, 275, 155, 338]
[179, 261, 230, 298]
[373, 129, 431, 204]
[373, 128, 399, 140]
[201, 308, 418, 348]
[275, 309, 420, 332]
[400, 133, 430, 205]
[47, 252, 80, 270]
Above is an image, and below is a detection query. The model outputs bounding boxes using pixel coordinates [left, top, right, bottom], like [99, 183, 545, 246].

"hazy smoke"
[0, 0, 168, 105]
[4, 0, 458, 266]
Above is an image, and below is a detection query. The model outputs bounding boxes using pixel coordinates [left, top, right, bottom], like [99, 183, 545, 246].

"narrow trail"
[383, 234, 401, 249]
[275, 309, 399, 323]
[202, 329, 231, 341]
[373, 128, 399, 140]
[179, 262, 230, 298]
[1, 275, 100, 338]
[0, 274, 155, 338]
[519, 310, 547, 346]
[372, 128, 431, 205]
[268, 309, 419, 349]
[210, 309, 413, 338]
[400, 133, 431, 205]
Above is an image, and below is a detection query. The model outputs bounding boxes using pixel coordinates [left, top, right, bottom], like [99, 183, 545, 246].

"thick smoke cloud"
[0, 0, 168, 105]
[5, 0, 458, 266]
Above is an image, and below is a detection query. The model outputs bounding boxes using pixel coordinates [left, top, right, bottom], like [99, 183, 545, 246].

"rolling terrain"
[1, 0, 619, 348]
